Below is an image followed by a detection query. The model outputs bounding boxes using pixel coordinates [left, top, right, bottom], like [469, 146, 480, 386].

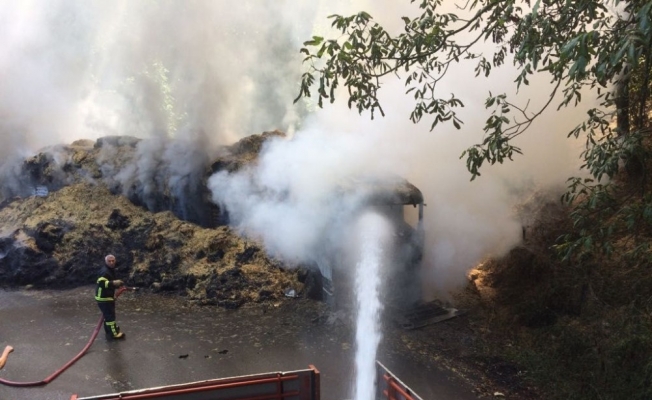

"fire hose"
[0, 286, 137, 387]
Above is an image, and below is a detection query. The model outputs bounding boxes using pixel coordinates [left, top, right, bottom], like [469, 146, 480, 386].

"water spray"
[352, 212, 392, 400]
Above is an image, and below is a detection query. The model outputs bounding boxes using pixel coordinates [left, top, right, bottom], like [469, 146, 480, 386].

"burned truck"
[310, 176, 426, 312]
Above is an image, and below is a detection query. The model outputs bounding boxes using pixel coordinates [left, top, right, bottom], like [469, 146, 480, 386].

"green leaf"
[532, 0, 541, 17]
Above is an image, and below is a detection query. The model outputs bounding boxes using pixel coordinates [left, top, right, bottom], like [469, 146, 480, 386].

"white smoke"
[0, 0, 322, 148]
[208, 128, 387, 263]
[0, 0, 338, 209]
[0, 2, 322, 169]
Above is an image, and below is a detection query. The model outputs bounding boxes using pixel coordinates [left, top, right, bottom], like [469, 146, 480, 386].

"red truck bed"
[71, 361, 424, 400]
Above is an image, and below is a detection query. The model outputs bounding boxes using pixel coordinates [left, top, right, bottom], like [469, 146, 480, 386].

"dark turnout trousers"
[97, 301, 121, 338]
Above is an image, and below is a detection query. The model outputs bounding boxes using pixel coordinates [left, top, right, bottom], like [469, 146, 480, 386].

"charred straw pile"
[0, 131, 314, 308]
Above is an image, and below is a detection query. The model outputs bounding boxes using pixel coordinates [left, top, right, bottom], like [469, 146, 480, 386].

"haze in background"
[0, 1, 591, 296]
[0, 0, 328, 149]
[0, 0, 343, 210]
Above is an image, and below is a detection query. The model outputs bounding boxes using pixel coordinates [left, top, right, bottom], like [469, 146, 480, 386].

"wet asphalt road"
[0, 287, 479, 400]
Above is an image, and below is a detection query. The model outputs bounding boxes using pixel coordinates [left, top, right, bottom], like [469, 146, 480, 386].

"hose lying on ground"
[0, 346, 13, 369]
[0, 287, 134, 387]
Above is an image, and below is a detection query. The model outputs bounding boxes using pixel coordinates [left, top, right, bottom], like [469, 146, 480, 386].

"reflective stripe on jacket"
[95, 267, 117, 302]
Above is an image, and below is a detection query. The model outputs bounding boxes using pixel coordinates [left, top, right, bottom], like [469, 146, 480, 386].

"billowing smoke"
[209, 1, 593, 300]
[0, 1, 593, 298]
[107, 133, 212, 223]
[0, 0, 332, 203]
[208, 127, 394, 264]
[0, 0, 318, 147]
[0, 0, 337, 211]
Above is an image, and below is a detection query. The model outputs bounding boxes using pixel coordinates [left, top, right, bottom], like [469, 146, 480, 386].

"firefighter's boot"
[105, 321, 124, 340]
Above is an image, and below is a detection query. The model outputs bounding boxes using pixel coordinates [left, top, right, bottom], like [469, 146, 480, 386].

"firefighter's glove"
[113, 280, 124, 288]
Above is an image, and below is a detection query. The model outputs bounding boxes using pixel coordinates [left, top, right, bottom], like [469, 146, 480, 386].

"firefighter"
[95, 254, 125, 339]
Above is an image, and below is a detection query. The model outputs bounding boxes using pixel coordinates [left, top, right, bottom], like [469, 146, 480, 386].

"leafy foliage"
[296, 0, 652, 178]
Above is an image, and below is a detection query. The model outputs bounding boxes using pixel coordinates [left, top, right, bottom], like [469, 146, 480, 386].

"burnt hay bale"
[205, 267, 248, 308]
[236, 246, 258, 264]
[106, 209, 131, 230]
[0, 237, 59, 286]
[33, 221, 68, 253]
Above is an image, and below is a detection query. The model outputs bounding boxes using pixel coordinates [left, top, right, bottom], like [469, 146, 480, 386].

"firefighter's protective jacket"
[95, 266, 118, 302]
